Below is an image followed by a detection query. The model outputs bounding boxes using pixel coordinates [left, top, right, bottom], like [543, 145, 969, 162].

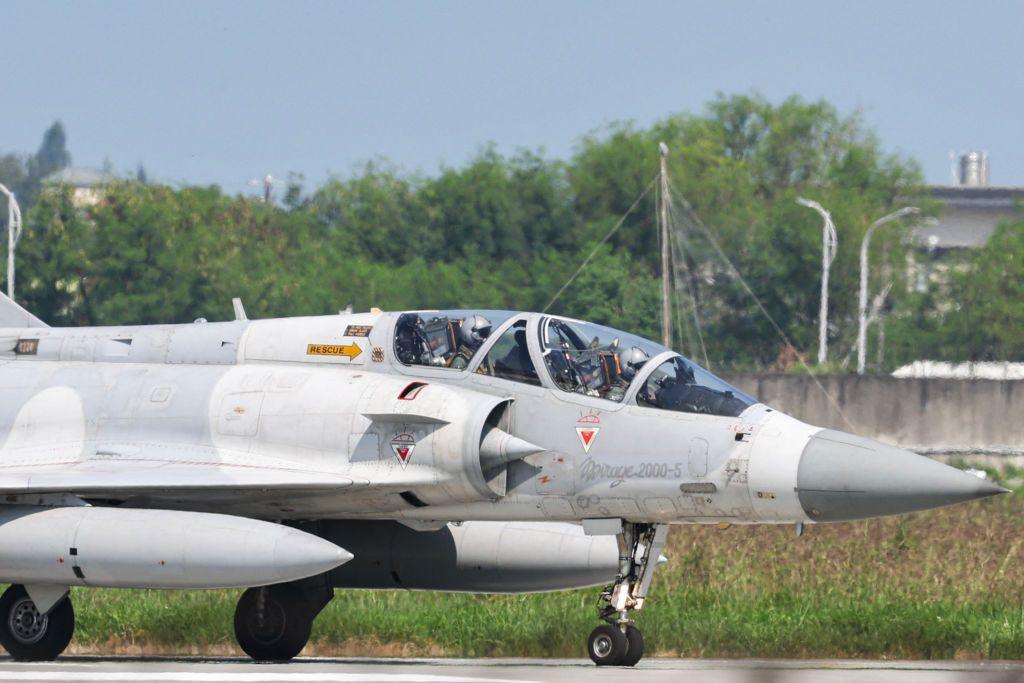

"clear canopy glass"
[537, 316, 755, 415]
[393, 310, 757, 417]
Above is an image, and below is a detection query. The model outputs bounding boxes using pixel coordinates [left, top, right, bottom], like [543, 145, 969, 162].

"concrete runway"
[0, 658, 1020, 683]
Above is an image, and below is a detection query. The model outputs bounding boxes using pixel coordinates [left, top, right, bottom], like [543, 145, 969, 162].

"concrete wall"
[722, 374, 1024, 460]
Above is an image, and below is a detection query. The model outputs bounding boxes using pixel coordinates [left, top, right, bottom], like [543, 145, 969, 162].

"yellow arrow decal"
[307, 343, 363, 360]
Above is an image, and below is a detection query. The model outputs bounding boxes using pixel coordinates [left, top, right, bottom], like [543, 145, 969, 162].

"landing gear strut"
[234, 575, 334, 662]
[0, 585, 75, 661]
[587, 523, 667, 667]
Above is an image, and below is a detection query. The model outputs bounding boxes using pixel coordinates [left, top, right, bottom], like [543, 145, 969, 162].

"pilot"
[605, 346, 649, 401]
[450, 315, 492, 369]
[619, 346, 650, 382]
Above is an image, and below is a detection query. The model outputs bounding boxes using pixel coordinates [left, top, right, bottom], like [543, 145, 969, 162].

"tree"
[7, 95, 940, 371]
[1, 121, 74, 210]
[887, 219, 1024, 363]
[27, 121, 71, 183]
[564, 94, 924, 367]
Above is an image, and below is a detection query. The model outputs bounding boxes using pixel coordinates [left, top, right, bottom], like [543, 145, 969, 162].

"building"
[913, 152, 1024, 251]
[906, 152, 1023, 293]
[42, 167, 117, 208]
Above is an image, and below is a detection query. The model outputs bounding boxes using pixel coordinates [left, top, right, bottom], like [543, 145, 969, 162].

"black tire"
[587, 623, 628, 666]
[234, 585, 313, 662]
[620, 624, 644, 666]
[0, 585, 75, 661]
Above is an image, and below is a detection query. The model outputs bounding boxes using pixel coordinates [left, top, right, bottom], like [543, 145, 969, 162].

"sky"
[3, 1, 1022, 196]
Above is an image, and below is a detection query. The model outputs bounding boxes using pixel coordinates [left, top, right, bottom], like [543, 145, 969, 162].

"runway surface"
[0, 658, 1021, 683]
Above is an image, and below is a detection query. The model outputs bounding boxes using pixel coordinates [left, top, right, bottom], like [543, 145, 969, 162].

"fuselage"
[0, 308, 1002, 527]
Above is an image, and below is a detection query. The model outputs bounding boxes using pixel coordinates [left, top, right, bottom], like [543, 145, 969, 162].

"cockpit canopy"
[393, 310, 756, 418]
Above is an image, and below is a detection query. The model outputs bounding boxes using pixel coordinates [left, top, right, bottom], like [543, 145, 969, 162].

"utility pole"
[658, 142, 672, 349]
[796, 198, 837, 365]
[248, 174, 283, 204]
[857, 206, 919, 374]
[0, 184, 23, 300]
[262, 175, 273, 204]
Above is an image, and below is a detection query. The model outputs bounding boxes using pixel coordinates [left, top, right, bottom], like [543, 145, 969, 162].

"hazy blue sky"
[4, 1, 1022, 196]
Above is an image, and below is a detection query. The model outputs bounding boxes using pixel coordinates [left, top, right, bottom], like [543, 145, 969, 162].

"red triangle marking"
[390, 438, 416, 468]
[575, 426, 600, 453]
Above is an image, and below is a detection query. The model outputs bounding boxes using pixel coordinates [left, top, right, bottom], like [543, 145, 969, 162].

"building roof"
[927, 185, 1024, 204]
[893, 361, 1024, 380]
[43, 167, 117, 188]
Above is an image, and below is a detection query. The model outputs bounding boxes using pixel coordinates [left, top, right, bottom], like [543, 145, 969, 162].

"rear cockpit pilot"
[394, 312, 493, 369]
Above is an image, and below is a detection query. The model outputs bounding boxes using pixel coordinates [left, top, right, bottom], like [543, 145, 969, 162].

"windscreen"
[637, 356, 756, 417]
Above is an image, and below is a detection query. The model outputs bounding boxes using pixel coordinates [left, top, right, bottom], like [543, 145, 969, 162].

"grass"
[65, 477, 1024, 659]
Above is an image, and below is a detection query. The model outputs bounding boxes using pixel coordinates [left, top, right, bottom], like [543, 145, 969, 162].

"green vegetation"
[63, 491, 1022, 658]
[4, 94, 1018, 370]
[0, 121, 71, 208]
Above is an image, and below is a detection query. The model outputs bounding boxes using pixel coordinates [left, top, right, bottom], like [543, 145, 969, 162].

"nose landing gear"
[587, 523, 667, 667]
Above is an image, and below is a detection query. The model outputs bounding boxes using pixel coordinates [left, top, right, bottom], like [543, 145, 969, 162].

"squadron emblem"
[390, 433, 416, 469]
[575, 427, 600, 453]
[575, 414, 601, 453]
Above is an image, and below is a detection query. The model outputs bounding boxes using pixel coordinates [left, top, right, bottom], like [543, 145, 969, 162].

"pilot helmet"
[618, 346, 649, 381]
[460, 315, 492, 347]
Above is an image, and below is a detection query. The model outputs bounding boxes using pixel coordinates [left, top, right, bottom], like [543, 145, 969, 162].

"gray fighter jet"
[0, 294, 1005, 665]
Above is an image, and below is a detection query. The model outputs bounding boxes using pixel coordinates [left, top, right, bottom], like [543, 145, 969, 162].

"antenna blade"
[232, 298, 248, 321]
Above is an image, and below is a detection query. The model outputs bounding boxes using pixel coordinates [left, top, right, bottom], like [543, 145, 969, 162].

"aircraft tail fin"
[0, 292, 48, 328]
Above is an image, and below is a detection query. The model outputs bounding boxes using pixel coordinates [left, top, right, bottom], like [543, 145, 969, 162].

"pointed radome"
[797, 429, 1008, 521]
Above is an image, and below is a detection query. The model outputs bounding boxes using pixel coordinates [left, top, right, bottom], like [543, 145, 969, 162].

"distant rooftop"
[43, 167, 117, 188]
[893, 361, 1024, 380]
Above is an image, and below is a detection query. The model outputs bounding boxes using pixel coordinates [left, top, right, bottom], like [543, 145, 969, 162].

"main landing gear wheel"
[0, 585, 75, 661]
[586, 624, 644, 667]
[234, 584, 313, 662]
[588, 523, 668, 667]
[587, 624, 628, 666]
[620, 624, 645, 667]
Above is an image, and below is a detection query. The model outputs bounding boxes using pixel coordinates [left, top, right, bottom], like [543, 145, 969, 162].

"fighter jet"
[0, 293, 1005, 665]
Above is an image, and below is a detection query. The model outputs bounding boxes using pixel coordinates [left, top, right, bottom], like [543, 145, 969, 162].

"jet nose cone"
[797, 430, 1008, 522]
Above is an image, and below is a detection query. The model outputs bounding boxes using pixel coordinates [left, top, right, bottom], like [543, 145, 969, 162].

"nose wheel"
[0, 585, 75, 661]
[587, 523, 667, 667]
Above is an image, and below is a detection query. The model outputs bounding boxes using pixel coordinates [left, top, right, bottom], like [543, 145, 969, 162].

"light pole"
[0, 184, 22, 300]
[857, 206, 919, 374]
[247, 174, 284, 204]
[797, 198, 838, 365]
